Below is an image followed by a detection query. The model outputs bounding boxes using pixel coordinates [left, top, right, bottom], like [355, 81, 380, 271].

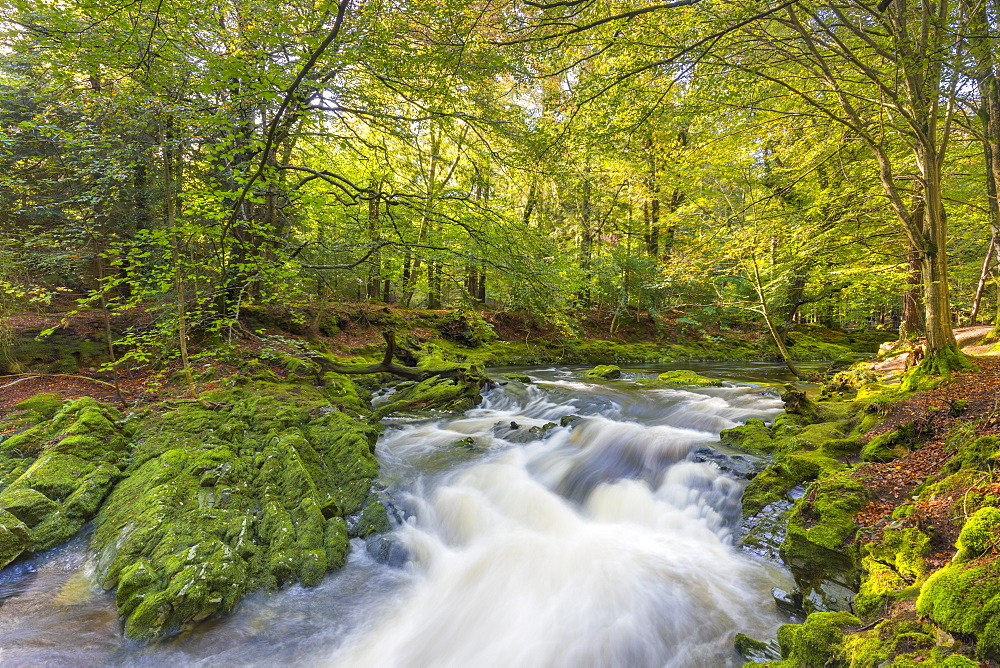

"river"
[0, 362, 802, 667]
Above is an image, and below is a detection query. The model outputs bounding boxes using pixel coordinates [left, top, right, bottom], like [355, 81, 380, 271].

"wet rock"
[691, 447, 764, 479]
[740, 497, 795, 564]
[371, 373, 486, 421]
[90, 380, 381, 640]
[654, 370, 722, 387]
[584, 365, 621, 379]
[528, 422, 558, 439]
[494, 421, 558, 444]
[0, 509, 31, 569]
[559, 414, 582, 428]
[450, 437, 479, 450]
[780, 470, 868, 613]
[771, 587, 804, 615]
[349, 500, 392, 539]
[734, 632, 782, 662]
[365, 534, 408, 568]
[503, 373, 533, 383]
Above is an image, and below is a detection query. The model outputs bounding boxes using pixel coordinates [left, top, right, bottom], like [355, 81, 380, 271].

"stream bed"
[0, 362, 807, 667]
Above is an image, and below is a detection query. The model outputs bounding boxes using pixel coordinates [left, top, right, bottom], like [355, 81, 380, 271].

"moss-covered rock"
[781, 470, 869, 612]
[917, 553, 1000, 662]
[0, 508, 31, 569]
[584, 364, 621, 379]
[771, 611, 861, 666]
[12, 392, 64, 421]
[370, 371, 486, 421]
[742, 450, 843, 517]
[854, 528, 930, 617]
[652, 369, 722, 387]
[0, 397, 130, 561]
[954, 506, 1000, 563]
[90, 380, 382, 640]
[720, 418, 777, 454]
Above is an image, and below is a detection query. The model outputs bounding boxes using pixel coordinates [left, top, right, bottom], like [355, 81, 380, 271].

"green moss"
[584, 365, 622, 379]
[354, 501, 392, 538]
[743, 450, 843, 516]
[945, 436, 1000, 474]
[13, 392, 65, 420]
[0, 508, 31, 569]
[917, 556, 1000, 661]
[821, 438, 862, 457]
[370, 374, 484, 421]
[837, 618, 958, 668]
[90, 379, 381, 640]
[902, 347, 976, 393]
[772, 611, 861, 666]
[0, 397, 129, 563]
[781, 385, 819, 421]
[862, 423, 923, 463]
[651, 369, 722, 387]
[954, 507, 1000, 563]
[780, 471, 869, 612]
[824, 367, 880, 395]
[772, 413, 806, 438]
[503, 373, 532, 383]
[721, 419, 778, 454]
[855, 528, 930, 617]
[0, 487, 59, 527]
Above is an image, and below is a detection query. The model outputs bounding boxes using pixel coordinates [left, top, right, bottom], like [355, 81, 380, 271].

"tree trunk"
[366, 179, 382, 301]
[902, 238, 924, 339]
[969, 233, 996, 326]
[917, 154, 959, 357]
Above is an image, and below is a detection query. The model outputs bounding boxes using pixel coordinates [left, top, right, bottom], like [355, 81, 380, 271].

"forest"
[3, 0, 1000, 665]
[2, 0, 998, 362]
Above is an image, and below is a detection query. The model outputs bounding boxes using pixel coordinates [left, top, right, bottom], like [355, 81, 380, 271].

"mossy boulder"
[854, 528, 930, 617]
[954, 506, 1000, 563]
[0, 397, 130, 561]
[917, 550, 1000, 662]
[720, 418, 777, 454]
[91, 380, 382, 640]
[771, 611, 861, 667]
[0, 508, 31, 569]
[12, 392, 64, 422]
[781, 470, 869, 612]
[584, 365, 621, 380]
[371, 371, 487, 421]
[742, 450, 842, 517]
[652, 369, 722, 387]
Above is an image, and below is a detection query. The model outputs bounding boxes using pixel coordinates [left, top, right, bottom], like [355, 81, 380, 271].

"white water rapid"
[327, 369, 791, 668]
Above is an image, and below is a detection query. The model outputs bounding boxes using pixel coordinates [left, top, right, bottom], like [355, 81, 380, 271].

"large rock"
[0, 396, 130, 560]
[90, 381, 382, 640]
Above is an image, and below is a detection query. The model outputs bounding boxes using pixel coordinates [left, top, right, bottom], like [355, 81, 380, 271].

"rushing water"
[0, 363, 800, 667]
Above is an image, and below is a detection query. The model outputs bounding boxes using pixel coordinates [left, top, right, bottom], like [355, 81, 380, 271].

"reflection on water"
[0, 365, 794, 667]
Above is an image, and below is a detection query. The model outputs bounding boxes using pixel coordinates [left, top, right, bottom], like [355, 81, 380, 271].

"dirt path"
[872, 325, 995, 377]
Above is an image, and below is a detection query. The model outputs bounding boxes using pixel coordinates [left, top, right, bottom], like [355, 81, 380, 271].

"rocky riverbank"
[735, 359, 1000, 667]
